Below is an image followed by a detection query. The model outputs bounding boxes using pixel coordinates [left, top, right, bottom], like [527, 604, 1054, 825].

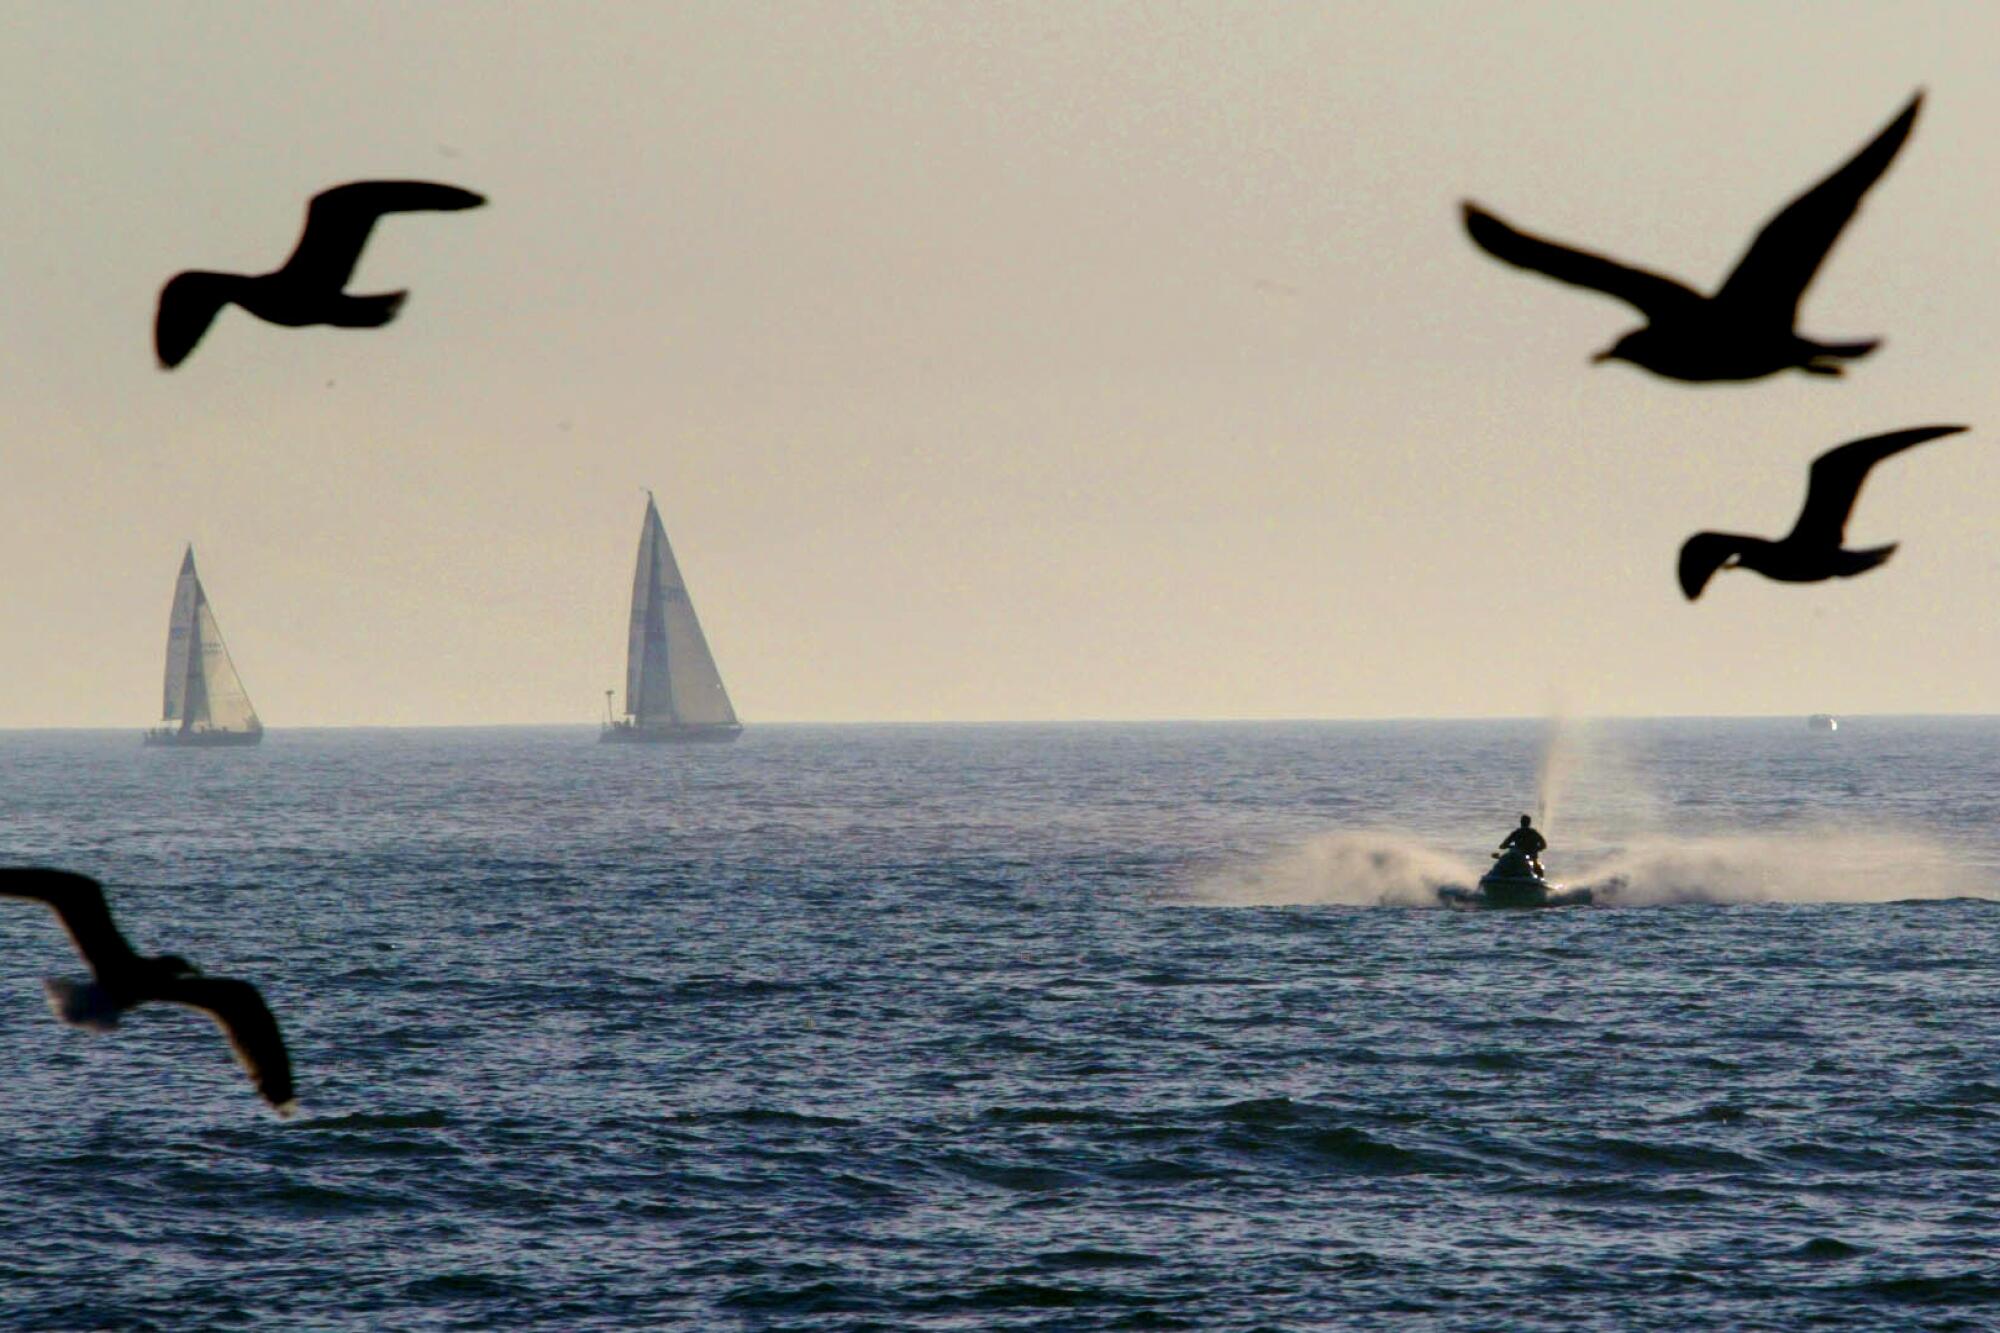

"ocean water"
[4, 718, 2000, 1331]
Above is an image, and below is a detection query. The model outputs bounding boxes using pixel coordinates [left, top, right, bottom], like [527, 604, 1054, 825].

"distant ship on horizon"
[144, 546, 263, 747]
[601, 492, 741, 744]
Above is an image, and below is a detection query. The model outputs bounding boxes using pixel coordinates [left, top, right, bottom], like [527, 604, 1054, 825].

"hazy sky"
[3, 2, 1995, 726]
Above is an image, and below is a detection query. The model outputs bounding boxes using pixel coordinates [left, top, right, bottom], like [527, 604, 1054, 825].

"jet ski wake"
[1187, 830, 1989, 909]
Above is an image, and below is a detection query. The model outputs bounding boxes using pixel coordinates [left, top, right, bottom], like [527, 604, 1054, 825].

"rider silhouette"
[1499, 814, 1547, 876]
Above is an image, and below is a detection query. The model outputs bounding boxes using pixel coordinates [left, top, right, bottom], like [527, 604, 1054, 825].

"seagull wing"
[154, 272, 238, 369]
[1462, 202, 1701, 319]
[1677, 532, 1747, 601]
[156, 974, 297, 1115]
[279, 180, 487, 290]
[1788, 424, 1964, 548]
[0, 868, 142, 978]
[1715, 92, 1922, 327]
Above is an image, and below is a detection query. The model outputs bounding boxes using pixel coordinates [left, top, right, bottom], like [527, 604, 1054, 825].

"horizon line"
[7, 710, 2000, 734]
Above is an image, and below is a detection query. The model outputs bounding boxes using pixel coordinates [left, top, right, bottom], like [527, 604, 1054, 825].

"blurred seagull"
[1678, 425, 1966, 601]
[0, 868, 297, 1114]
[155, 179, 485, 369]
[1463, 92, 1922, 381]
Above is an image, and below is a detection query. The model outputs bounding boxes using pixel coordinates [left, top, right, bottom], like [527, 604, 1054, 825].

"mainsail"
[623, 494, 737, 729]
[159, 546, 261, 737]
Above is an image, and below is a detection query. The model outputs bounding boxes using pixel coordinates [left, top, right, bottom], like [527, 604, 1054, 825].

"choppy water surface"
[4, 719, 2000, 1330]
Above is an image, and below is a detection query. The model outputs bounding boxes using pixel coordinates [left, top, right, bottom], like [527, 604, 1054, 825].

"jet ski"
[1438, 847, 1594, 910]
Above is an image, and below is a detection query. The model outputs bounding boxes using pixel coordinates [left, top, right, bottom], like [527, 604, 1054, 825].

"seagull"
[0, 868, 297, 1114]
[1463, 92, 1922, 381]
[155, 179, 486, 369]
[1678, 425, 1966, 601]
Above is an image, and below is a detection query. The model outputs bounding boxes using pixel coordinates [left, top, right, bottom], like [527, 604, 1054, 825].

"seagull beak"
[1590, 349, 1616, 364]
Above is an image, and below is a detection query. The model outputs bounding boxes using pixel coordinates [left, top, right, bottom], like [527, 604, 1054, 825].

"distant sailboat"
[601, 493, 741, 744]
[145, 547, 263, 747]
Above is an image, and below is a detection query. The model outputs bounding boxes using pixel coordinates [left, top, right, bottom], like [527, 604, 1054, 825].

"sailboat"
[601, 492, 742, 744]
[144, 546, 264, 747]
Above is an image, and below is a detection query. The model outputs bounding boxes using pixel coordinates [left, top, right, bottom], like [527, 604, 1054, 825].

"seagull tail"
[43, 978, 121, 1032]
[1802, 339, 1879, 375]
[330, 291, 408, 329]
[1804, 338, 1879, 373]
[1841, 543, 1898, 577]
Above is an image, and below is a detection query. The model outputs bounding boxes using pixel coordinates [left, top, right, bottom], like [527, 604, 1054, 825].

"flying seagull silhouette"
[1463, 92, 1922, 381]
[1678, 425, 1966, 601]
[155, 179, 485, 369]
[0, 868, 297, 1114]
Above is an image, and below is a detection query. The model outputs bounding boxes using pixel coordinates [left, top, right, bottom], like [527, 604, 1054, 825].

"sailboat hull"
[143, 728, 263, 748]
[599, 722, 742, 744]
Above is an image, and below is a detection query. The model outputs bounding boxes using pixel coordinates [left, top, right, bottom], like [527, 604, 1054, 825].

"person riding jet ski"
[1498, 815, 1546, 877]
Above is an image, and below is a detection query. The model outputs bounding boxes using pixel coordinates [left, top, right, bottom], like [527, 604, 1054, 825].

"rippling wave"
[4, 719, 2000, 1329]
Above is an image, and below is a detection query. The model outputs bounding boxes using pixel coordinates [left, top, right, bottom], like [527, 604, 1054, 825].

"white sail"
[625, 505, 670, 722]
[624, 495, 736, 728]
[193, 597, 260, 732]
[159, 547, 260, 736]
[161, 547, 199, 723]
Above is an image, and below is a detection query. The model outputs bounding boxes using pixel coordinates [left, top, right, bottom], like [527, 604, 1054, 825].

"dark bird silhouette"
[1463, 92, 1922, 381]
[1678, 425, 1966, 601]
[155, 179, 485, 369]
[0, 869, 296, 1114]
